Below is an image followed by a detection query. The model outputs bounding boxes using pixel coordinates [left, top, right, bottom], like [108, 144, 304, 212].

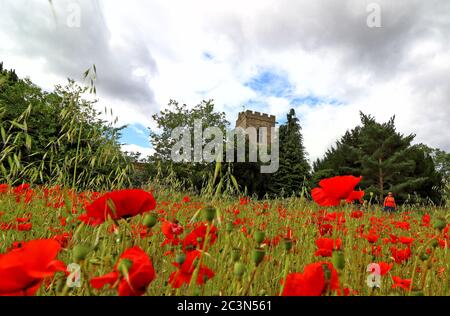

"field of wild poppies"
[0, 175, 449, 296]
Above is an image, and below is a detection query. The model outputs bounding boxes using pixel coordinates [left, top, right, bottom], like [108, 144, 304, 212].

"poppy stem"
[244, 267, 258, 296]
[279, 253, 290, 296]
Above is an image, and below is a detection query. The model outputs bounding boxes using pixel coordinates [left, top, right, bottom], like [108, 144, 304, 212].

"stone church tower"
[235, 110, 276, 144]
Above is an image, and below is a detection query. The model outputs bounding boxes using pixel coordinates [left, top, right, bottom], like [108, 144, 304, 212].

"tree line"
[1, 62, 448, 204]
[147, 99, 448, 205]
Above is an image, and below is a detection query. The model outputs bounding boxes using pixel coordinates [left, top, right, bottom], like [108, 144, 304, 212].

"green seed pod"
[283, 238, 293, 251]
[234, 262, 246, 278]
[254, 231, 266, 244]
[73, 244, 90, 263]
[431, 239, 439, 248]
[143, 213, 158, 228]
[232, 248, 241, 262]
[332, 251, 345, 270]
[175, 253, 186, 265]
[433, 218, 447, 231]
[203, 205, 217, 222]
[252, 248, 265, 266]
[193, 288, 201, 296]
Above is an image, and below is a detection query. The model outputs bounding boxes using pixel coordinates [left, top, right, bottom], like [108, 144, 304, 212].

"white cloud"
[121, 144, 155, 159]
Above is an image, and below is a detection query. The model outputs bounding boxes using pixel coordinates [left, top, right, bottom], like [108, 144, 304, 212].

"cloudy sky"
[1, 0, 449, 162]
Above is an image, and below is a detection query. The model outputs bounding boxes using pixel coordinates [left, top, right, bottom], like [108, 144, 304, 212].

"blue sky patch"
[203, 52, 214, 60]
[120, 123, 150, 148]
[245, 69, 293, 98]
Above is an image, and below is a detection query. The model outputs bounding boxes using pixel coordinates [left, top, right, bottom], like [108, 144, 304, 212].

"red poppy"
[17, 223, 32, 231]
[168, 250, 214, 288]
[365, 230, 380, 244]
[315, 238, 342, 257]
[239, 197, 250, 205]
[0, 239, 66, 296]
[318, 224, 333, 236]
[161, 220, 184, 246]
[90, 246, 156, 296]
[369, 262, 393, 276]
[79, 189, 156, 226]
[391, 276, 412, 291]
[421, 214, 430, 227]
[390, 246, 411, 264]
[182, 196, 191, 203]
[182, 222, 218, 252]
[0, 184, 8, 194]
[350, 210, 364, 219]
[312, 176, 364, 207]
[399, 236, 414, 245]
[282, 262, 340, 296]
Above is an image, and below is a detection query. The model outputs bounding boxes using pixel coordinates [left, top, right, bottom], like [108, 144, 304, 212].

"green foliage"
[267, 109, 310, 197]
[0, 63, 133, 190]
[313, 112, 444, 205]
[148, 99, 229, 192]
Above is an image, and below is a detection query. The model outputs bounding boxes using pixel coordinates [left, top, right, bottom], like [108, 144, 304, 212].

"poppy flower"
[239, 198, 250, 205]
[0, 184, 8, 194]
[17, 223, 32, 231]
[182, 196, 191, 203]
[161, 220, 184, 246]
[391, 276, 412, 291]
[390, 246, 411, 264]
[421, 214, 430, 227]
[369, 262, 393, 276]
[315, 238, 342, 257]
[312, 176, 364, 207]
[350, 210, 364, 219]
[399, 237, 414, 246]
[282, 262, 340, 296]
[90, 246, 156, 296]
[365, 230, 380, 243]
[79, 189, 156, 226]
[0, 239, 66, 296]
[168, 250, 214, 288]
[182, 222, 218, 252]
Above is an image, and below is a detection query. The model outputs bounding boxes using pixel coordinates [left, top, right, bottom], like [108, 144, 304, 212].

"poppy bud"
[234, 262, 246, 278]
[433, 218, 447, 231]
[283, 238, 293, 251]
[431, 239, 439, 248]
[332, 251, 345, 270]
[420, 253, 429, 262]
[203, 206, 217, 222]
[176, 253, 186, 265]
[143, 213, 158, 228]
[252, 248, 265, 266]
[73, 244, 90, 263]
[193, 288, 201, 296]
[254, 231, 266, 244]
[118, 258, 133, 275]
[232, 248, 241, 262]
